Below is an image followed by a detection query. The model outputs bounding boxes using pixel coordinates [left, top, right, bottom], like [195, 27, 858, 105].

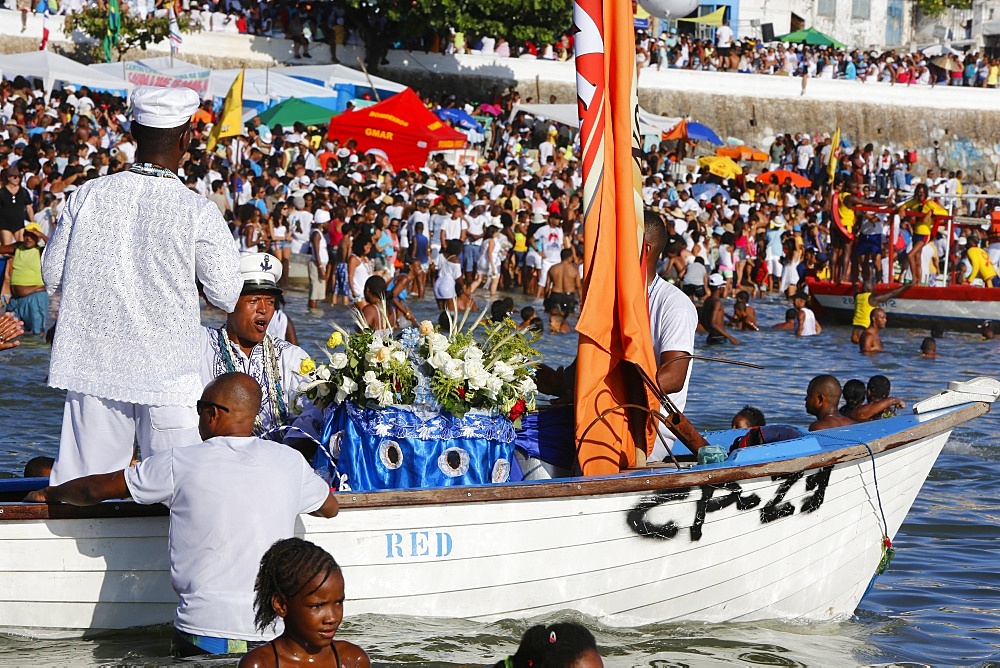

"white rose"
[316, 365, 332, 381]
[463, 346, 483, 363]
[427, 333, 449, 353]
[486, 375, 503, 398]
[467, 371, 488, 391]
[362, 370, 377, 385]
[369, 336, 385, 351]
[379, 386, 394, 406]
[493, 361, 515, 382]
[427, 349, 452, 370]
[464, 359, 485, 380]
[391, 349, 406, 365]
[365, 378, 385, 400]
[444, 359, 465, 380]
[520, 376, 537, 394]
[375, 346, 392, 364]
[419, 320, 435, 336]
[335, 376, 358, 403]
[330, 352, 348, 370]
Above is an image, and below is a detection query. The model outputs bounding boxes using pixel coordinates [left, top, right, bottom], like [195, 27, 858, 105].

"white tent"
[207, 68, 336, 111]
[0, 51, 133, 95]
[510, 102, 672, 137]
[272, 64, 405, 95]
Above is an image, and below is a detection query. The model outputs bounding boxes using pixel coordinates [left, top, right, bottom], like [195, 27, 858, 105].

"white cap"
[239, 253, 282, 294]
[314, 209, 332, 224]
[709, 273, 725, 287]
[130, 86, 199, 129]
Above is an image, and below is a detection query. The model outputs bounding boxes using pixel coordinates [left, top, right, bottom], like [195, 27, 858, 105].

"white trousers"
[49, 391, 200, 485]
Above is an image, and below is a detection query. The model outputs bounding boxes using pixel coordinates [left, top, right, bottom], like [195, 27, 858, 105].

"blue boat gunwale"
[0, 401, 987, 521]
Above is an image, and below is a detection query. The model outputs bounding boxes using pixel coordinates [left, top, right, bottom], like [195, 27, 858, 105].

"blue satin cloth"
[314, 402, 516, 491]
[511, 405, 577, 481]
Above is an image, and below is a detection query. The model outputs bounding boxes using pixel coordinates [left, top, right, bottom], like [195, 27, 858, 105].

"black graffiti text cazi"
[627, 466, 834, 542]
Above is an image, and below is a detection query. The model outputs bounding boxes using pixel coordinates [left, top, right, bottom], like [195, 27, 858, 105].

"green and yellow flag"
[101, 0, 121, 63]
[207, 68, 244, 152]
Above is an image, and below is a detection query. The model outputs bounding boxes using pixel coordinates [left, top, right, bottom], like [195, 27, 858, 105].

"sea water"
[1, 290, 998, 666]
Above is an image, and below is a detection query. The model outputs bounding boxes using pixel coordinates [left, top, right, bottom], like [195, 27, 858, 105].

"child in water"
[239, 538, 370, 668]
[496, 622, 603, 668]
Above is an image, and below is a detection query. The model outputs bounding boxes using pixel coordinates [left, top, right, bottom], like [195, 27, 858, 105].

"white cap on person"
[239, 252, 282, 294]
[709, 273, 725, 287]
[130, 86, 200, 129]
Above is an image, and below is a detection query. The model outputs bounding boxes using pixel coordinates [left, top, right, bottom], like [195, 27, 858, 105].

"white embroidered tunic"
[43, 171, 243, 406]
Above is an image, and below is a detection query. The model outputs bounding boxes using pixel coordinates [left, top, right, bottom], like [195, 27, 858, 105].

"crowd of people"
[636, 26, 1000, 88]
[3, 71, 1000, 348]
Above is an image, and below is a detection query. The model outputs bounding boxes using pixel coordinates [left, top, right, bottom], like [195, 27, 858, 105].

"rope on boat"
[862, 442, 896, 599]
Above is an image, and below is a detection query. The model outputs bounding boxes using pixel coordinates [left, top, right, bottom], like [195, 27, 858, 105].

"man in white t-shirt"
[533, 213, 565, 296]
[25, 372, 339, 658]
[643, 210, 699, 462]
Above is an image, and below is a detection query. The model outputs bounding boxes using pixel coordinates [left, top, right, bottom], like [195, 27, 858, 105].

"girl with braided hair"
[239, 538, 370, 668]
[497, 622, 603, 668]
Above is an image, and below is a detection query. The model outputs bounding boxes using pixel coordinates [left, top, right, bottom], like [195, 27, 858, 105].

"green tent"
[777, 27, 846, 50]
[257, 98, 335, 128]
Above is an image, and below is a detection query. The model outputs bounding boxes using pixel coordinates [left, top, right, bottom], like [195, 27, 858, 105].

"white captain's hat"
[239, 252, 283, 294]
[130, 86, 200, 129]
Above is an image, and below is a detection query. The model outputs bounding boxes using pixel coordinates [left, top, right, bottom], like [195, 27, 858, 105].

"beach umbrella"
[365, 148, 394, 172]
[716, 145, 768, 162]
[930, 55, 963, 72]
[756, 169, 812, 188]
[778, 27, 846, 49]
[256, 98, 338, 128]
[919, 44, 961, 57]
[434, 107, 486, 133]
[692, 183, 728, 200]
[663, 119, 723, 145]
[697, 155, 743, 180]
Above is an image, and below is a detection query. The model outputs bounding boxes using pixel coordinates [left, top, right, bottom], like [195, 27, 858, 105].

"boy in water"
[772, 308, 798, 330]
[805, 375, 857, 431]
[919, 337, 937, 358]
[861, 374, 905, 420]
[727, 290, 760, 331]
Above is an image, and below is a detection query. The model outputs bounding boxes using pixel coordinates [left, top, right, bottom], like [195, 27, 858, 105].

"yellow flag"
[207, 68, 244, 151]
[827, 125, 840, 185]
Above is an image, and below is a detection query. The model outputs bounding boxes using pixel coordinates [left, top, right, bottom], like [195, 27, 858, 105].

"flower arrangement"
[297, 306, 540, 423]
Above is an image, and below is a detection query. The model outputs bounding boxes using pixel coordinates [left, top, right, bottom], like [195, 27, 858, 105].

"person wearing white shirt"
[42, 86, 243, 485]
[25, 372, 339, 658]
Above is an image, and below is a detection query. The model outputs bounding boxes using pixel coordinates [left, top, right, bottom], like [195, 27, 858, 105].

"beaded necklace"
[129, 163, 181, 182]
[216, 326, 289, 434]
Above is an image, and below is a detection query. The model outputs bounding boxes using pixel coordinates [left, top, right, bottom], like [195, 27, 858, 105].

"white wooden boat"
[807, 279, 1000, 332]
[0, 379, 996, 640]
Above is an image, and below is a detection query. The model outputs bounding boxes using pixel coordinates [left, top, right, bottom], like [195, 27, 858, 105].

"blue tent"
[435, 107, 485, 134]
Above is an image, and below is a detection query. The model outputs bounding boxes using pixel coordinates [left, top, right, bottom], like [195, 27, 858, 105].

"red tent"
[326, 88, 467, 169]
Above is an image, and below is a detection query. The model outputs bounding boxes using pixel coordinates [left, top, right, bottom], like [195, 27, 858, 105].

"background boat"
[807, 279, 1000, 332]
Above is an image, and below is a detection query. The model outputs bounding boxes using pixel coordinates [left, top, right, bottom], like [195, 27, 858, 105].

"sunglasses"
[196, 399, 231, 416]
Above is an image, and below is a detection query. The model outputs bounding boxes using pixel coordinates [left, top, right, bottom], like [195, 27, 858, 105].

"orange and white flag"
[573, 0, 658, 475]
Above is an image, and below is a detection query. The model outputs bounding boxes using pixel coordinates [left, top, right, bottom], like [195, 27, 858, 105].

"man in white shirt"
[643, 210, 699, 462]
[25, 372, 339, 658]
[532, 213, 565, 297]
[43, 86, 243, 485]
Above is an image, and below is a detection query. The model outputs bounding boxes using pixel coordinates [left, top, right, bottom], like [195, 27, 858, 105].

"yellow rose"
[419, 320, 435, 336]
[327, 332, 344, 348]
[299, 358, 317, 375]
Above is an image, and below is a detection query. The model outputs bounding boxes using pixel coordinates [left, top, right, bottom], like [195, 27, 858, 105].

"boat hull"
[807, 280, 1000, 332]
[0, 403, 987, 639]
